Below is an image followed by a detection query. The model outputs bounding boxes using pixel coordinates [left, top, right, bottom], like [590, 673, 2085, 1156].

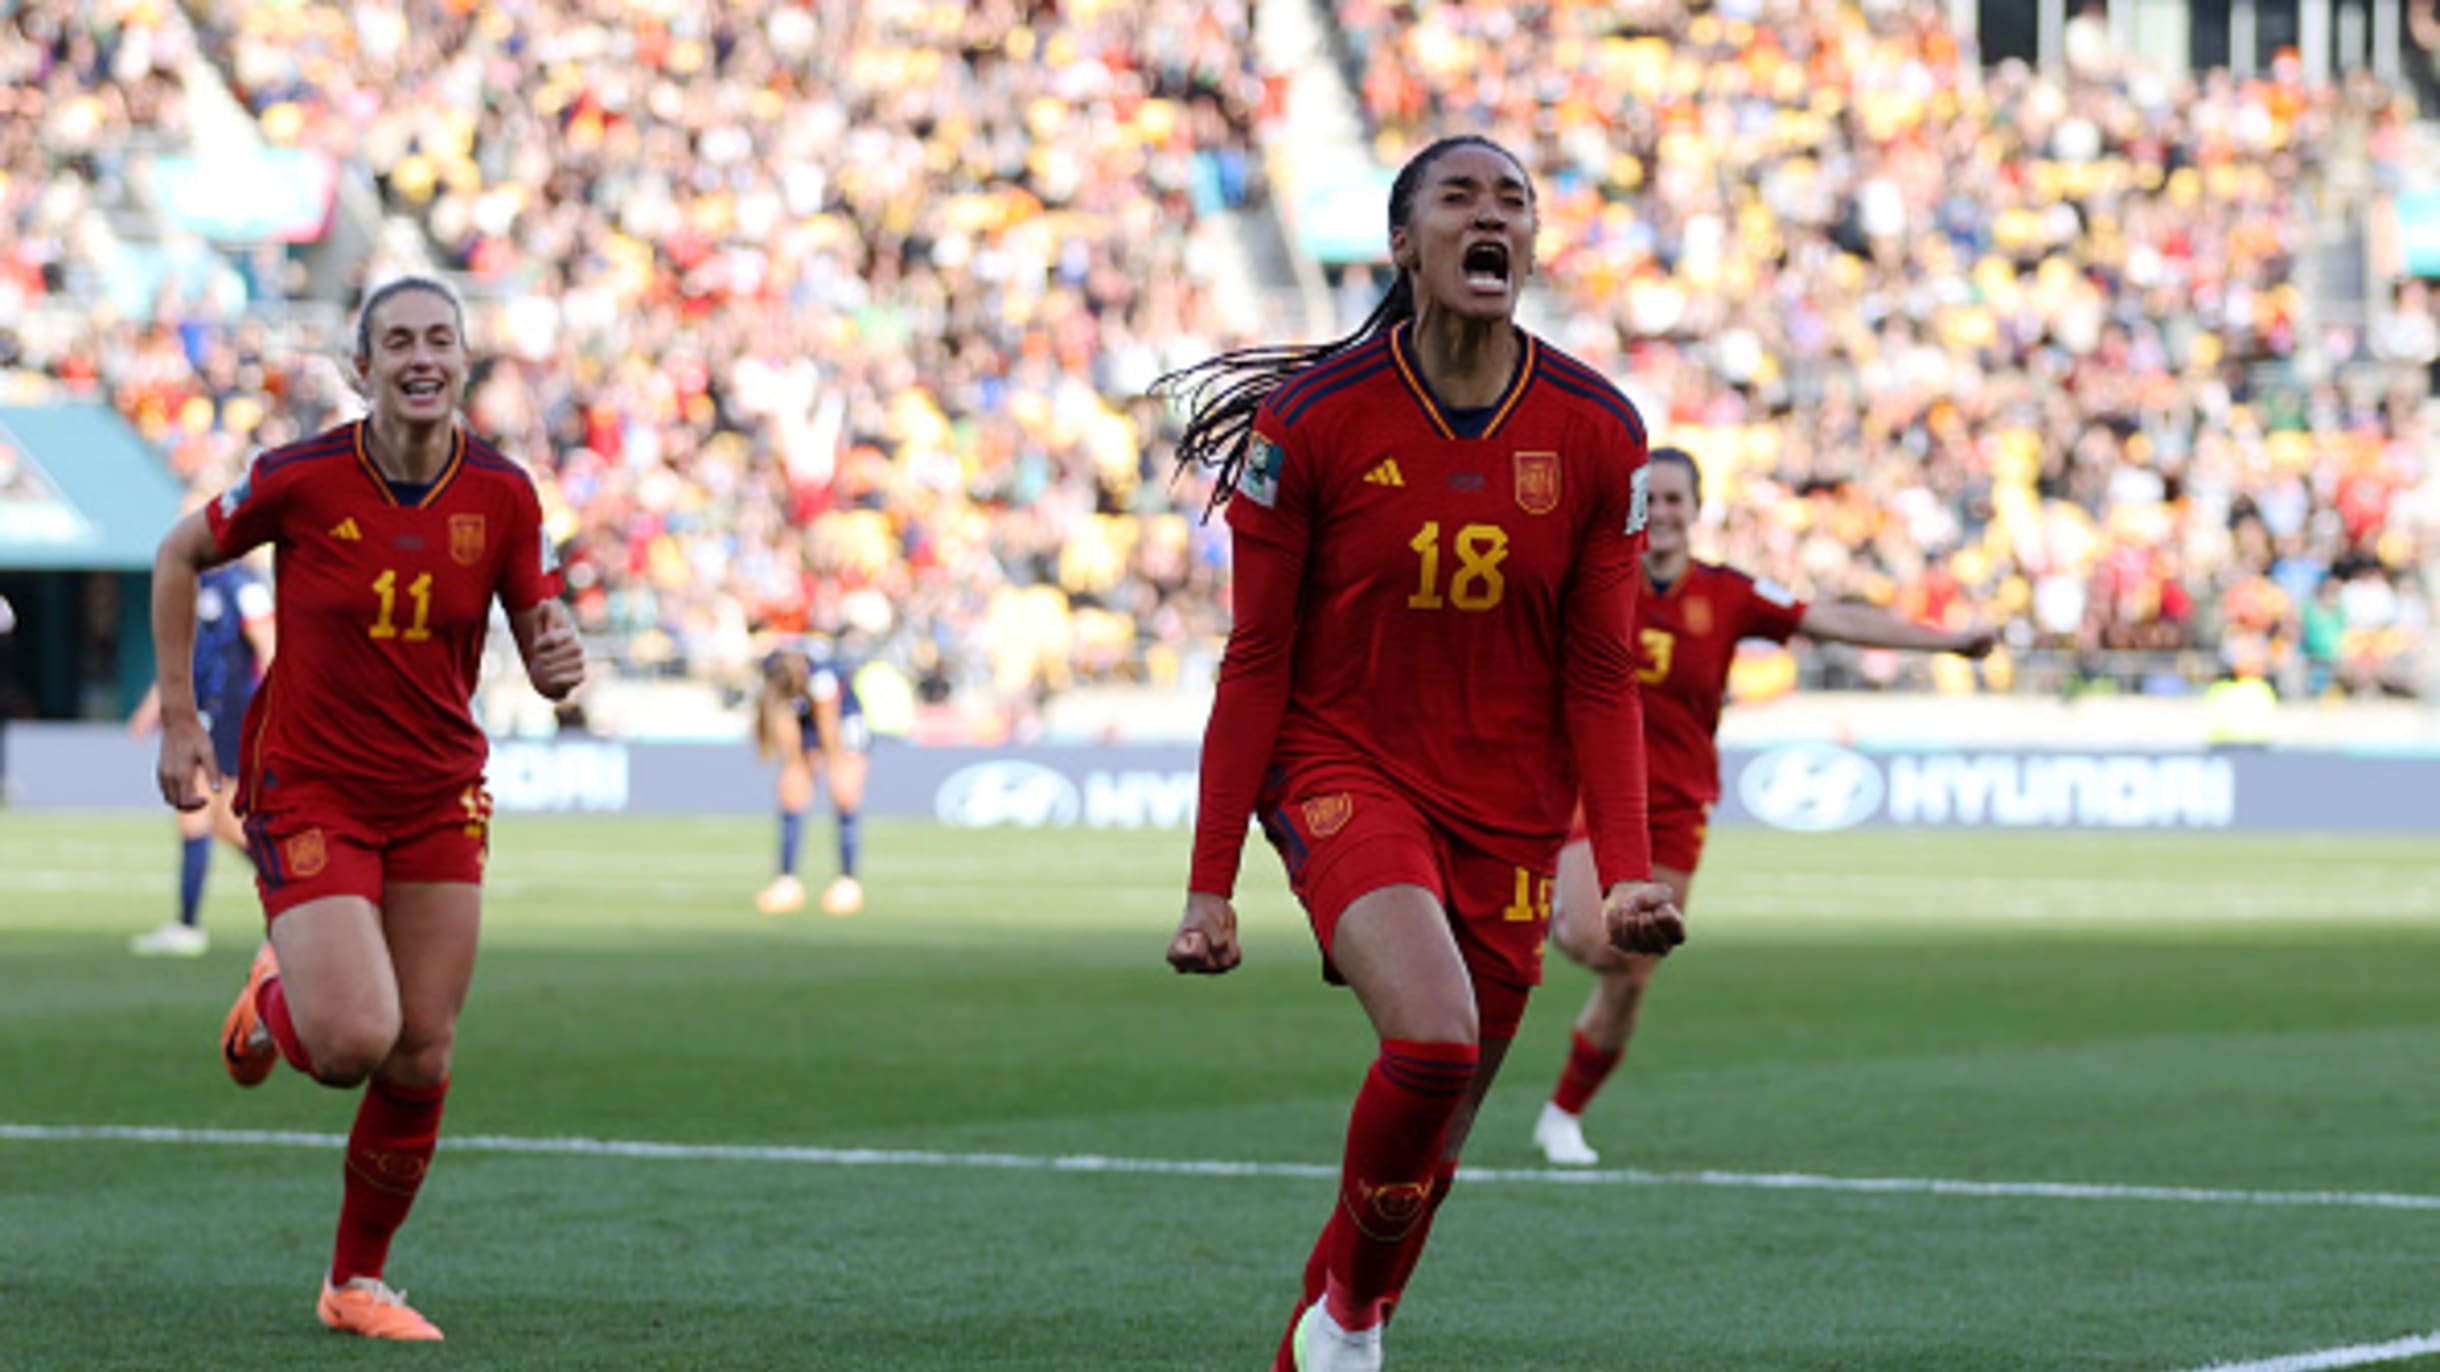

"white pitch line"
[2167, 1330, 2440, 1372]
[5, 1124, 2439, 1213]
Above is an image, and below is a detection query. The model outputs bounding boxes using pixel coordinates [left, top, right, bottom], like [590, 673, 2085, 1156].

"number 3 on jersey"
[1637, 627, 1673, 685]
[369, 568, 434, 642]
[1408, 521, 1509, 611]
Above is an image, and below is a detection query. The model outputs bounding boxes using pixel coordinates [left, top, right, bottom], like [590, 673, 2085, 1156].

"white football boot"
[1532, 1101, 1600, 1166]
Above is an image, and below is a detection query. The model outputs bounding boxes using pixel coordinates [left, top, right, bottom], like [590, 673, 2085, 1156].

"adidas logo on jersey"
[330, 517, 362, 541]
[1363, 460, 1405, 488]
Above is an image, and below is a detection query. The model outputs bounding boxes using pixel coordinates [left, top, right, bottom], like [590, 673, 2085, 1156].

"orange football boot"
[318, 1278, 444, 1341]
[220, 942, 280, 1087]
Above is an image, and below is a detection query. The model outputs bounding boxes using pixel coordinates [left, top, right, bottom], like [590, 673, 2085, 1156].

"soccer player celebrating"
[150, 277, 583, 1341]
[128, 521, 275, 958]
[753, 638, 870, 918]
[1531, 447, 1997, 1167]
[1159, 135, 1683, 1372]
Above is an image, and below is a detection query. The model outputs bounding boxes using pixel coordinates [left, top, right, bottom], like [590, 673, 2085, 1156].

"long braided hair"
[1152, 135, 1528, 512]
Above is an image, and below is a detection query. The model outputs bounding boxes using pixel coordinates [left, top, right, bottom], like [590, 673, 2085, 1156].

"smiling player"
[151, 277, 583, 1341]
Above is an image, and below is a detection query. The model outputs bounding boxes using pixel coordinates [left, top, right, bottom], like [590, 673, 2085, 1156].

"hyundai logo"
[934, 761, 1084, 829]
[1736, 744, 1884, 832]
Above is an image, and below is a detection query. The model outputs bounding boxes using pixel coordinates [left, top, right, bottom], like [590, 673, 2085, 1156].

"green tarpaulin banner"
[0, 404, 185, 571]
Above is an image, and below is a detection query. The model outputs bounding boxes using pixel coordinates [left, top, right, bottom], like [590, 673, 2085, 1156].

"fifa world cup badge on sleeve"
[1242, 433, 1284, 508]
[219, 462, 256, 517]
[1626, 463, 1650, 535]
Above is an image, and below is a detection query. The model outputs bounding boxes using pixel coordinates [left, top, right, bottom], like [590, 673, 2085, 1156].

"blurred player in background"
[1160, 135, 1682, 1372]
[151, 277, 583, 1341]
[1532, 447, 1997, 1166]
[753, 637, 869, 917]
[128, 522, 275, 957]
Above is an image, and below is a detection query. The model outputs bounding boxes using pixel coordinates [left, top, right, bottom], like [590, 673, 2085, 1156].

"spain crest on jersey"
[1241, 432, 1285, 508]
[449, 513, 486, 566]
[1514, 451, 1560, 516]
[284, 827, 328, 878]
[1302, 792, 1353, 837]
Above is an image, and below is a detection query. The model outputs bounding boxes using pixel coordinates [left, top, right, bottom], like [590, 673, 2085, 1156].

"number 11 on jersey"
[369, 568, 434, 642]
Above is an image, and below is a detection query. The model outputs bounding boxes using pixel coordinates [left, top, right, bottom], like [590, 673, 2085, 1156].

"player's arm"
[508, 599, 585, 701]
[754, 684, 799, 762]
[1798, 601, 1996, 658]
[501, 474, 581, 700]
[150, 511, 228, 809]
[808, 690, 845, 756]
[1566, 453, 1682, 957]
[1174, 426, 1311, 975]
[802, 669, 846, 756]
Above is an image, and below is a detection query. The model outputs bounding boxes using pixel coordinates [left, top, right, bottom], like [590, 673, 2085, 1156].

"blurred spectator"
[4, 0, 2433, 720]
[1333, 0, 2435, 699]
[7, 0, 1268, 735]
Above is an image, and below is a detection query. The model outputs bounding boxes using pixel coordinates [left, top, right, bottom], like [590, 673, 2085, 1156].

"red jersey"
[1639, 560, 1807, 811]
[206, 420, 563, 815]
[1190, 321, 1654, 893]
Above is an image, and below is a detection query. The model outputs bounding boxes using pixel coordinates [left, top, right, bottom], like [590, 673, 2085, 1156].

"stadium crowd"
[1333, 0, 2435, 698]
[2, 0, 2433, 723]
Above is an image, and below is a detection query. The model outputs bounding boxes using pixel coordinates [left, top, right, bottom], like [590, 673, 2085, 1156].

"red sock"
[1280, 1161, 1462, 1369]
[255, 975, 315, 1077]
[1550, 1028, 1622, 1116]
[330, 1074, 449, 1286]
[1379, 1158, 1461, 1323]
[1319, 1039, 1477, 1333]
[1299, 1155, 1462, 1316]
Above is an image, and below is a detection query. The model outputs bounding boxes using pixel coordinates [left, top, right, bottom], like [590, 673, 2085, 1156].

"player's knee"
[306, 1014, 406, 1087]
[381, 1040, 454, 1089]
[309, 1038, 392, 1088]
[1397, 1000, 1479, 1047]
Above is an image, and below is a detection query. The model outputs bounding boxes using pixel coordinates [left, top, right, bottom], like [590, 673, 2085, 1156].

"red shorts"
[243, 784, 493, 919]
[1565, 797, 1712, 875]
[1259, 761, 1552, 1040]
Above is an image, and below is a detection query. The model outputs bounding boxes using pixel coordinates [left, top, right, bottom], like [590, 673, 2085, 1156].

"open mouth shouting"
[1462, 239, 1514, 297]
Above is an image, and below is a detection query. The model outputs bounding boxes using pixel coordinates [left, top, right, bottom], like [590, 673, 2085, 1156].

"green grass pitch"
[2, 811, 2436, 1370]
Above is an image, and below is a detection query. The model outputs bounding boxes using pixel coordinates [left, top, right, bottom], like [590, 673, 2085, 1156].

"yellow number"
[1449, 524, 1508, 610]
[1638, 627, 1674, 685]
[369, 569, 398, 639]
[460, 785, 491, 837]
[1408, 522, 1507, 612]
[369, 569, 435, 642]
[403, 573, 433, 641]
[1502, 866, 1552, 922]
[1407, 522, 1445, 609]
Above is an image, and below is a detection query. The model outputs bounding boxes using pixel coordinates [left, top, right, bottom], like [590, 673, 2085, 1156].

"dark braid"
[1153, 135, 1524, 515]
